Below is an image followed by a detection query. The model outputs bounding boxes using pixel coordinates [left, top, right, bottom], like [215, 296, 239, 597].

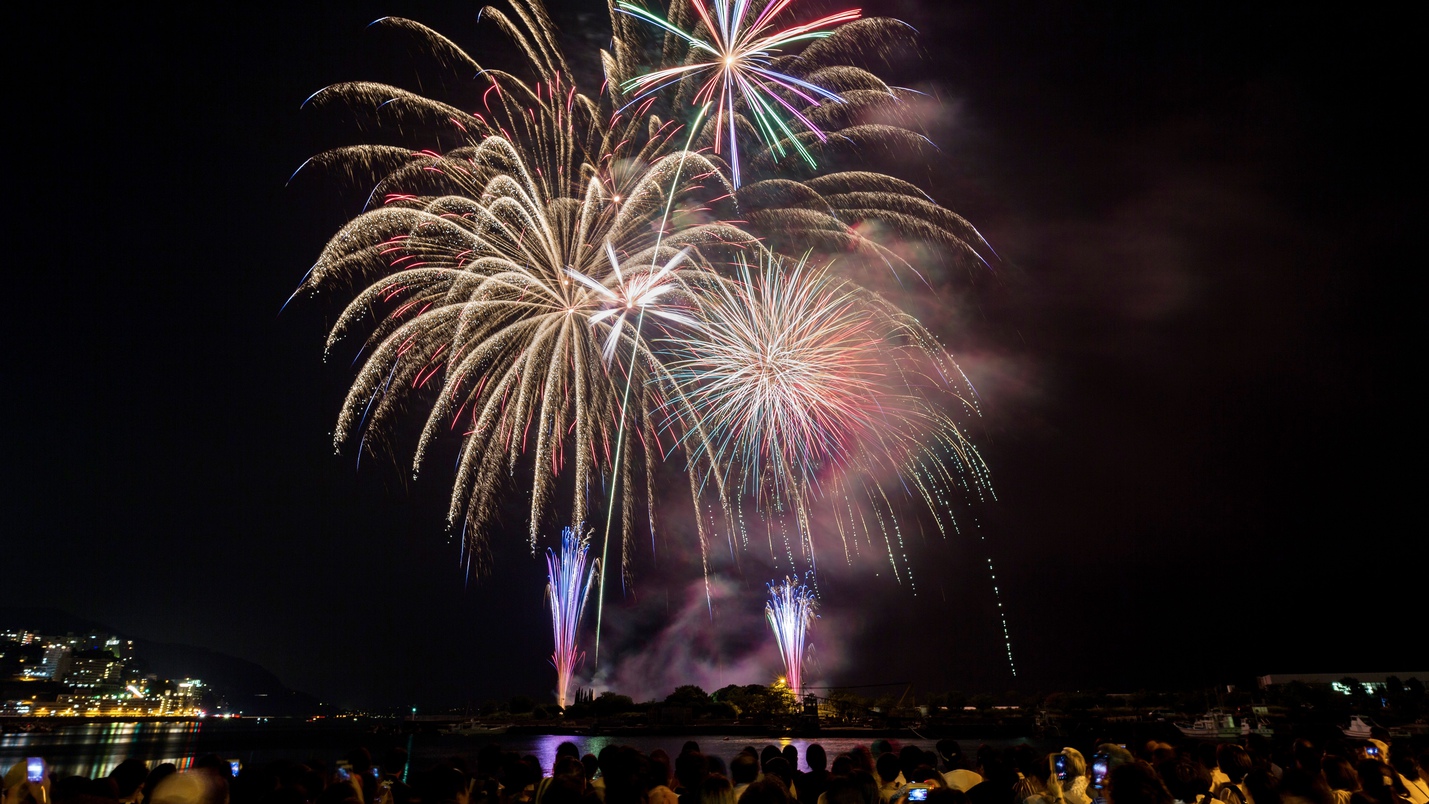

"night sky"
[7, 0, 1417, 710]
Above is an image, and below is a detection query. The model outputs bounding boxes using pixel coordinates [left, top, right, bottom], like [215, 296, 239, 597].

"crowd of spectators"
[4, 732, 1427, 804]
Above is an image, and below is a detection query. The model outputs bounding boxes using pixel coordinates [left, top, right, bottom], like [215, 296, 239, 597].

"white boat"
[438, 719, 511, 736]
[1342, 715, 1379, 739]
[1176, 710, 1240, 740]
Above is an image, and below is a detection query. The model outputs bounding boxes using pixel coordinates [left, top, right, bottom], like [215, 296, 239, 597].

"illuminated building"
[65, 649, 124, 688]
[21, 646, 72, 680]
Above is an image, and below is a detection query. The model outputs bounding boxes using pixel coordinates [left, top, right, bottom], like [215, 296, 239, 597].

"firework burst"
[616, 0, 860, 186]
[662, 254, 992, 580]
[603, 0, 997, 275]
[765, 576, 817, 696]
[547, 525, 599, 708]
[295, 2, 998, 597]
[300, 122, 751, 572]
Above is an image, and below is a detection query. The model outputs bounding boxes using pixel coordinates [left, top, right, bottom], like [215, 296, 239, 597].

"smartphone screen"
[907, 789, 929, 801]
[27, 758, 45, 784]
[337, 768, 351, 781]
[1056, 755, 1068, 781]
[1093, 761, 1108, 787]
[230, 760, 241, 777]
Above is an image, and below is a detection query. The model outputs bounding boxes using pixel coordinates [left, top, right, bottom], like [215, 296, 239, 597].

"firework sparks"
[765, 577, 817, 696]
[617, 0, 860, 186]
[300, 123, 750, 572]
[662, 253, 992, 579]
[668, 254, 885, 502]
[547, 526, 600, 708]
[295, 6, 1010, 675]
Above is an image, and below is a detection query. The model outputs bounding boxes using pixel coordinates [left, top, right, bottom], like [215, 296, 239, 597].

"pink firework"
[766, 577, 817, 696]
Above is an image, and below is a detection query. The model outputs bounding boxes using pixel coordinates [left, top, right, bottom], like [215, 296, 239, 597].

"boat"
[1342, 715, 1380, 739]
[1176, 711, 1240, 740]
[438, 720, 511, 736]
[1240, 717, 1274, 738]
[1389, 720, 1429, 739]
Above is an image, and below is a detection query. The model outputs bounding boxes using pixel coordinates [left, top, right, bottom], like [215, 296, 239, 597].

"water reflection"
[517, 735, 1021, 773]
[1, 726, 1037, 779]
[1, 722, 201, 778]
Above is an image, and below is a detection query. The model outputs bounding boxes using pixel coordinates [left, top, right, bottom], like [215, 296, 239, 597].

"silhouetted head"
[1322, 757, 1357, 792]
[763, 759, 793, 791]
[823, 776, 863, 804]
[676, 752, 708, 793]
[649, 751, 673, 791]
[476, 745, 503, 778]
[937, 742, 964, 767]
[1293, 740, 1322, 774]
[1156, 756, 1210, 803]
[1243, 735, 1272, 766]
[900, 747, 924, 780]
[1107, 762, 1173, 804]
[876, 754, 901, 787]
[702, 775, 734, 804]
[604, 748, 651, 804]
[1355, 760, 1397, 804]
[1195, 744, 1219, 774]
[848, 747, 873, 776]
[908, 766, 940, 785]
[1216, 746, 1251, 785]
[415, 766, 469, 804]
[737, 778, 790, 804]
[1243, 770, 1280, 804]
[110, 760, 149, 799]
[345, 749, 374, 777]
[731, 755, 759, 787]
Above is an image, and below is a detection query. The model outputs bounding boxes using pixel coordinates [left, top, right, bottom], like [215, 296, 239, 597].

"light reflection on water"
[1, 725, 1034, 779]
[516, 735, 1037, 774]
[1, 722, 201, 778]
